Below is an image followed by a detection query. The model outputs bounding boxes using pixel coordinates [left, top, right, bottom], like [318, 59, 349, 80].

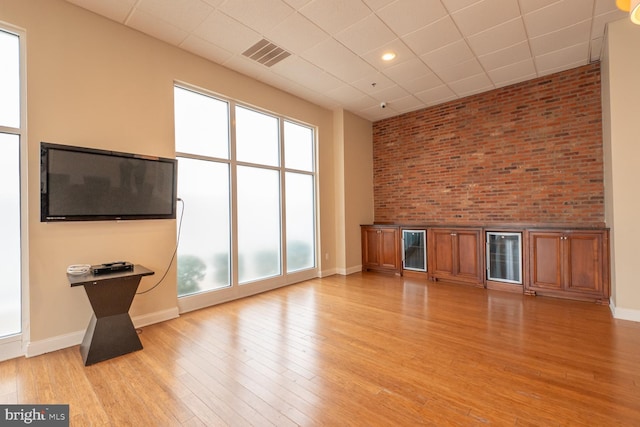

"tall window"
[174, 85, 316, 299]
[0, 27, 23, 339]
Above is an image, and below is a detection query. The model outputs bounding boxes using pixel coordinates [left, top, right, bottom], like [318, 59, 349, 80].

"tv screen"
[40, 142, 177, 222]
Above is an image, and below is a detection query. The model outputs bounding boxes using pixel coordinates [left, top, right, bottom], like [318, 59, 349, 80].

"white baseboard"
[132, 307, 179, 329]
[336, 265, 363, 276]
[25, 307, 179, 358]
[26, 330, 85, 358]
[0, 336, 25, 363]
[610, 301, 640, 322]
[319, 268, 337, 277]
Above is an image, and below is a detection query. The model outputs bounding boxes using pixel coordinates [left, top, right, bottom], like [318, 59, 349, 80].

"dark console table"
[68, 265, 154, 366]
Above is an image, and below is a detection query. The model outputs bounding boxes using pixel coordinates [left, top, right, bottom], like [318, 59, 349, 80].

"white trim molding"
[25, 307, 179, 358]
[610, 300, 640, 322]
[0, 335, 24, 363]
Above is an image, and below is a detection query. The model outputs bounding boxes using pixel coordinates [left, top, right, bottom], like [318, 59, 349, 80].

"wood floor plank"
[3, 273, 640, 425]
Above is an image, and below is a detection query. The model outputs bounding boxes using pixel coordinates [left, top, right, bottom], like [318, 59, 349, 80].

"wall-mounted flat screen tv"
[40, 142, 177, 222]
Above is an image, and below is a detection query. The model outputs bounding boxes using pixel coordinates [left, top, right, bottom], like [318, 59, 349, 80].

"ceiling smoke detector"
[242, 39, 291, 67]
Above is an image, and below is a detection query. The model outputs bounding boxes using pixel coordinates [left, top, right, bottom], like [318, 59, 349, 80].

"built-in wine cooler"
[486, 232, 522, 285]
[402, 230, 427, 272]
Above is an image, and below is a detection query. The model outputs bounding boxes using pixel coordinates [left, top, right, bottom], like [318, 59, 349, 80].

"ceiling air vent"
[242, 39, 291, 67]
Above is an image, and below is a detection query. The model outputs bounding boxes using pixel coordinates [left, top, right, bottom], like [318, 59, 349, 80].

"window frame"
[174, 83, 319, 313]
[0, 21, 29, 360]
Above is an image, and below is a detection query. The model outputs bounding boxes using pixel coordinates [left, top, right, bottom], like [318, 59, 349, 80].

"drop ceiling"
[65, 0, 626, 121]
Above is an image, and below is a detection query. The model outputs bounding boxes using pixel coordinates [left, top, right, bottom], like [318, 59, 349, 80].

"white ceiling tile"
[368, 84, 410, 102]
[180, 35, 234, 64]
[415, 84, 457, 106]
[377, 0, 448, 37]
[218, 0, 294, 34]
[326, 84, 369, 104]
[420, 40, 475, 72]
[66, 0, 136, 23]
[136, 0, 213, 32]
[530, 19, 591, 57]
[362, 0, 396, 11]
[360, 103, 400, 120]
[259, 70, 329, 104]
[441, 0, 483, 13]
[592, 9, 627, 39]
[451, 0, 520, 36]
[466, 17, 527, 56]
[478, 41, 531, 71]
[193, 11, 261, 54]
[437, 58, 484, 83]
[488, 58, 537, 87]
[266, 13, 328, 55]
[222, 54, 274, 77]
[343, 94, 379, 111]
[351, 72, 396, 94]
[518, 0, 557, 15]
[201, 0, 225, 7]
[524, 0, 594, 38]
[335, 14, 396, 55]
[299, 0, 371, 34]
[594, 0, 621, 15]
[403, 16, 463, 56]
[398, 73, 444, 94]
[302, 38, 377, 82]
[281, 0, 313, 9]
[271, 56, 344, 93]
[534, 42, 589, 74]
[387, 95, 426, 113]
[448, 72, 493, 97]
[360, 38, 415, 70]
[127, 9, 189, 45]
[537, 58, 585, 77]
[382, 57, 435, 84]
[67, 0, 628, 121]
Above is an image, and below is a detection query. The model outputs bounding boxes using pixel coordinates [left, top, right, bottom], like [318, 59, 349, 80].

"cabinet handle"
[451, 233, 457, 236]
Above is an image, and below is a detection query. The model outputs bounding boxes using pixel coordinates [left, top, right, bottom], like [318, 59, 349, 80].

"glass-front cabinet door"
[486, 232, 522, 284]
[402, 230, 427, 272]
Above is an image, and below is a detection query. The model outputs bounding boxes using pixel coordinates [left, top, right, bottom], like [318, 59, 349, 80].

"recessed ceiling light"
[381, 52, 396, 61]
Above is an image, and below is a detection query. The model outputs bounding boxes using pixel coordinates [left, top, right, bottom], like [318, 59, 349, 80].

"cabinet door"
[379, 228, 400, 269]
[362, 227, 381, 267]
[529, 232, 563, 290]
[565, 233, 602, 294]
[455, 230, 482, 282]
[430, 229, 454, 275]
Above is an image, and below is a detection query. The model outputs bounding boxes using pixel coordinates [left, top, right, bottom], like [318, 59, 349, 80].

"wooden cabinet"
[361, 225, 401, 275]
[527, 230, 609, 304]
[427, 228, 483, 286]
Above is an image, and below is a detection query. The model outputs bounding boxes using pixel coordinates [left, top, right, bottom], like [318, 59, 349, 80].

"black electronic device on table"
[91, 261, 134, 275]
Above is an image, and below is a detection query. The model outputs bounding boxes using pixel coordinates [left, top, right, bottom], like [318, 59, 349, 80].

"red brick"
[372, 63, 603, 225]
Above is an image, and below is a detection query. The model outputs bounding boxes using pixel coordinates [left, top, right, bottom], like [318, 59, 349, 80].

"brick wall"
[372, 63, 604, 225]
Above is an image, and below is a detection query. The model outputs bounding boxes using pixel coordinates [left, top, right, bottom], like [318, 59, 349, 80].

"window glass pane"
[174, 87, 229, 159]
[237, 166, 281, 283]
[286, 172, 315, 272]
[236, 106, 279, 166]
[0, 133, 21, 336]
[284, 121, 314, 172]
[0, 30, 20, 128]
[177, 158, 231, 295]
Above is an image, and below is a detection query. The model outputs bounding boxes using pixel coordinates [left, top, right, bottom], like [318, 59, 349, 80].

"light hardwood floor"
[2, 273, 640, 426]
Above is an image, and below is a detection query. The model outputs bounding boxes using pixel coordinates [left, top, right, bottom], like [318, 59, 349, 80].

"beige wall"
[342, 111, 374, 270]
[1, 0, 367, 348]
[602, 18, 640, 318]
[330, 109, 374, 275]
